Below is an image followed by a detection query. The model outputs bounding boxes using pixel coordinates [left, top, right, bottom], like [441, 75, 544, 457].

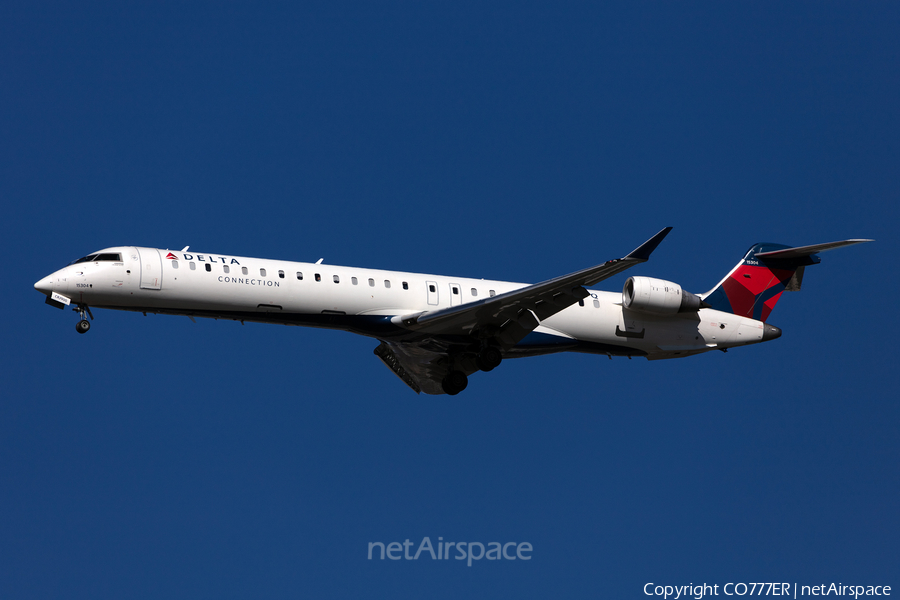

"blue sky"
[2, 3, 898, 598]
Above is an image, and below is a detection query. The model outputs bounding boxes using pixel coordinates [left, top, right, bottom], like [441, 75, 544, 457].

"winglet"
[625, 227, 673, 261]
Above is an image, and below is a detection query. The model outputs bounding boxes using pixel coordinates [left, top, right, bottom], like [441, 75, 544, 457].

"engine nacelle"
[622, 276, 703, 315]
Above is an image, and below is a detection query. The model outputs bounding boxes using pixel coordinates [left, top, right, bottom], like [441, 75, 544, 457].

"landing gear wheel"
[441, 370, 468, 395]
[76, 319, 91, 334]
[476, 347, 502, 372]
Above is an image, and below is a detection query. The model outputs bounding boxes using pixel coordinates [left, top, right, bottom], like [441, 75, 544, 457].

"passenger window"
[452, 286, 459, 295]
[471, 288, 477, 296]
[368, 278, 375, 287]
[402, 282, 408, 290]
[172, 261, 179, 270]
[351, 277, 358, 285]
[242, 267, 248, 275]
[333, 275, 340, 283]
[429, 284, 436, 292]
[384, 280, 391, 288]
[278, 270, 284, 279]
[260, 268, 266, 277]
[315, 273, 321, 282]
[190, 262, 196, 270]
[296, 272, 303, 280]
[489, 290, 496, 297]
[205, 264, 212, 272]
[223, 265, 229, 274]
[593, 299, 600, 308]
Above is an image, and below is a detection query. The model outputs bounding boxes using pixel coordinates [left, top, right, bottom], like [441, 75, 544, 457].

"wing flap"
[373, 341, 466, 395]
[373, 342, 422, 394]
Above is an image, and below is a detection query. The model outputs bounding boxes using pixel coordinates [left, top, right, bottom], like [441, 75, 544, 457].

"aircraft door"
[136, 247, 162, 290]
[449, 283, 462, 307]
[426, 281, 439, 306]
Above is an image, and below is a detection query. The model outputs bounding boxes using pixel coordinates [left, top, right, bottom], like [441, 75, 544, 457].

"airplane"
[33, 228, 871, 395]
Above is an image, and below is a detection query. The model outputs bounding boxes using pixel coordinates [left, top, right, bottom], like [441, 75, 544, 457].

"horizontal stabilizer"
[755, 239, 873, 260]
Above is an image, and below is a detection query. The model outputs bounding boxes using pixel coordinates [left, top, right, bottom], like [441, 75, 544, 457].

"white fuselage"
[35, 246, 769, 360]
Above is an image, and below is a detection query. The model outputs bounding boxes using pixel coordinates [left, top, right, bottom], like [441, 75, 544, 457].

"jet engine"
[622, 276, 703, 315]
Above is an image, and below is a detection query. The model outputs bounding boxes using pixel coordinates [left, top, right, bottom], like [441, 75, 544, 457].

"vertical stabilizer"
[701, 238, 871, 322]
[702, 243, 817, 322]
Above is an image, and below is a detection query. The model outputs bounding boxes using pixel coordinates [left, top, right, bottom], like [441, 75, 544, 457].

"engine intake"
[622, 276, 703, 315]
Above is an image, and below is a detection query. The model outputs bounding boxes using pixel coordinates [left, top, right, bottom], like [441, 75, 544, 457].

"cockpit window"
[70, 252, 121, 264]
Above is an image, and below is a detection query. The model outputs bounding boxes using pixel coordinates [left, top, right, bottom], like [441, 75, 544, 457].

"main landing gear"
[476, 346, 502, 372]
[441, 370, 468, 396]
[440, 342, 503, 395]
[74, 304, 93, 334]
[441, 345, 503, 395]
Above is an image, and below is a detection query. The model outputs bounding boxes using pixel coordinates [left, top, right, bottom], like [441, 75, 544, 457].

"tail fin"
[702, 239, 872, 322]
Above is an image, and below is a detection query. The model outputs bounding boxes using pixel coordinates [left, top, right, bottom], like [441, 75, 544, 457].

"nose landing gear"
[73, 304, 93, 334]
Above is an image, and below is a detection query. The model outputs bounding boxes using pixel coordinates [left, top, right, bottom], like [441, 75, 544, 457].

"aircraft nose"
[34, 276, 53, 296]
[762, 323, 782, 341]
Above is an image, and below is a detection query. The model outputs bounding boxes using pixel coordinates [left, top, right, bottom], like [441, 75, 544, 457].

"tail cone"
[762, 324, 782, 341]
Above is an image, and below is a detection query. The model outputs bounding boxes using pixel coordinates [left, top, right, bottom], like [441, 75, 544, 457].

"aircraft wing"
[391, 227, 672, 347]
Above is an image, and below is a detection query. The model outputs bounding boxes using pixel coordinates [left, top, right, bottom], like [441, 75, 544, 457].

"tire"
[76, 320, 91, 334]
[441, 370, 468, 395]
[476, 347, 502, 372]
